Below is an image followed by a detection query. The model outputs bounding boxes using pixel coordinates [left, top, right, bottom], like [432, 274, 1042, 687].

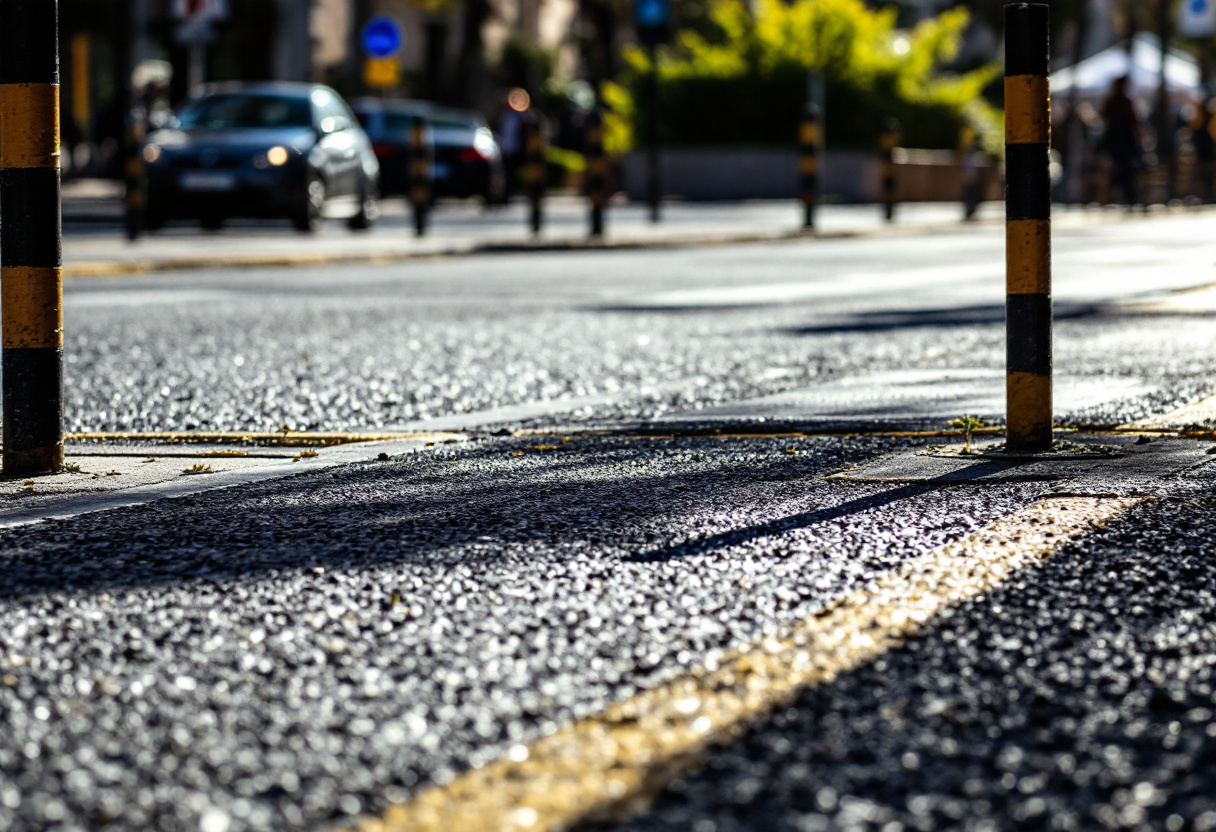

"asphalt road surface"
[60, 211, 1216, 434]
[1, 212, 1215, 832]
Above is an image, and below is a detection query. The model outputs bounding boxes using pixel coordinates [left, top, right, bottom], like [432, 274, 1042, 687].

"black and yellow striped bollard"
[799, 103, 821, 230]
[586, 108, 607, 238]
[0, 0, 65, 476]
[880, 118, 899, 222]
[1004, 2, 1053, 453]
[409, 115, 431, 237]
[124, 107, 147, 241]
[524, 114, 545, 236]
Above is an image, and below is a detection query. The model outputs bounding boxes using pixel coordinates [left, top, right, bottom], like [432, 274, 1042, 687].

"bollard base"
[2, 446, 65, 477]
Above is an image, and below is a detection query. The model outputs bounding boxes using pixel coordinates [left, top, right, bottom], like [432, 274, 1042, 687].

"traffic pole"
[880, 118, 899, 222]
[799, 103, 821, 230]
[525, 113, 545, 236]
[0, 0, 65, 475]
[409, 114, 431, 237]
[586, 107, 607, 238]
[1005, 2, 1053, 453]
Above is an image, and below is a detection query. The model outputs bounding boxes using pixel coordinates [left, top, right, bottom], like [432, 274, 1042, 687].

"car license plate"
[433, 163, 451, 180]
[180, 172, 237, 191]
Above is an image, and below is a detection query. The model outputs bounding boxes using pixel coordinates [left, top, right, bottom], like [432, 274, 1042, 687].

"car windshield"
[384, 112, 417, 132]
[433, 113, 481, 131]
[178, 93, 312, 130]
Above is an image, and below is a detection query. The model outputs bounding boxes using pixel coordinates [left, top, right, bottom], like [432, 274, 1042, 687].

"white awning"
[1050, 33, 1203, 103]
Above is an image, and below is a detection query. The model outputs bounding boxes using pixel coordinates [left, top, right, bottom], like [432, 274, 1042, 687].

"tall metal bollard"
[586, 108, 607, 238]
[0, 0, 65, 475]
[1004, 2, 1053, 453]
[409, 115, 431, 237]
[799, 103, 821, 230]
[524, 113, 545, 236]
[880, 118, 900, 222]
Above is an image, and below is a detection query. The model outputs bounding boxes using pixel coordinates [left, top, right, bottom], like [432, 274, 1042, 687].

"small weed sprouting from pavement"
[62, 462, 82, 474]
[182, 464, 214, 475]
[949, 415, 986, 455]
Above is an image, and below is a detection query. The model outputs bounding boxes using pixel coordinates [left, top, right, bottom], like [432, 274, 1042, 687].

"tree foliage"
[616, 0, 1001, 152]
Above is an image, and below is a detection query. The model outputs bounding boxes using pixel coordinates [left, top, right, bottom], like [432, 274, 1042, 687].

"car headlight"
[253, 146, 291, 169]
[473, 132, 497, 159]
[143, 144, 162, 164]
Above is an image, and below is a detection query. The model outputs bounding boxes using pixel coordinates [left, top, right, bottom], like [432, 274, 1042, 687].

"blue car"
[143, 82, 380, 233]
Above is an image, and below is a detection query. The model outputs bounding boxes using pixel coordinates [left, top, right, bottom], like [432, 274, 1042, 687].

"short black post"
[409, 115, 431, 237]
[0, 0, 65, 475]
[960, 125, 981, 221]
[880, 118, 900, 222]
[124, 100, 147, 241]
[586, 107, 607, 237]
[799, 103, 821, 230]
[1005, 2, 1053, 452]
[524, 112, 545, 235]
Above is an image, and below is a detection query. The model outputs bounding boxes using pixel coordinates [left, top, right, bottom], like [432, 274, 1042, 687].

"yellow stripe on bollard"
[1005, 219, 1051, 295]
[1004, 75, 1051, 145]
[0, 83, 60, 168]
[1006, 372, 1052, 441]
[0, 267, 63, 349]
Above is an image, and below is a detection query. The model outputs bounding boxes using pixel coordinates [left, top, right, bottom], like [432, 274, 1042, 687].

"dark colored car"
[351, 99, 505, 203]
[143, 82, 380, 232]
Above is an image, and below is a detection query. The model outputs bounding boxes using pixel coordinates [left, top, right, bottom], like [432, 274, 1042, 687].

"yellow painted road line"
[348, 496, 1146, 832]
[66, 431, 465, 448]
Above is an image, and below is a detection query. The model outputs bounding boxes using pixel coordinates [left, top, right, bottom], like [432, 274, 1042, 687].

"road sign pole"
[1005, 2, 1053, 453]
[0, 0, 66, 475]
[646, 43, 661, 224]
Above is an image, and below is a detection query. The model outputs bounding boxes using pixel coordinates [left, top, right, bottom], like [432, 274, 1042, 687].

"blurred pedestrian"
[1099, 76, 1144, 209]
[496, 88, 530, 201]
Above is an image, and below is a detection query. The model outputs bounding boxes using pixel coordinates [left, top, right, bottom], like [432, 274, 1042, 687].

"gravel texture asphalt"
[60, 216, 1216, 437]
[1, 434, 1062, 832]
[605, 491, 1216, 832]
[3, 214, 1215, 832]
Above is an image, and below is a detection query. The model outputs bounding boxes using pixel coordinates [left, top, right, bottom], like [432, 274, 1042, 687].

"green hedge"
[618, 0, 1001, 153]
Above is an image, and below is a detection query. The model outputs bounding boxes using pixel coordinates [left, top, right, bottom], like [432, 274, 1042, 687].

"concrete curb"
[62, 203, 1216, 278]
[61, 218, 1004, 278]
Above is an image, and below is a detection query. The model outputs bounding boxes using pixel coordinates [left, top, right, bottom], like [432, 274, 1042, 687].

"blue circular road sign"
[361, 17, 403, 59]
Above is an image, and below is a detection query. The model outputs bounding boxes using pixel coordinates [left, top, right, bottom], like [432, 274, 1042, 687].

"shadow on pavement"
[782, 303, 1100, 336]
[604, 495, 1216, 832]
[627, 484, 931, 564]
[0, 437, 918, 603]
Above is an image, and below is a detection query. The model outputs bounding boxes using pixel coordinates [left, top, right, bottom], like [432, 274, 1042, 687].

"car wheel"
[347, 179, 379, 231]
[293, 173, 326, 233]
